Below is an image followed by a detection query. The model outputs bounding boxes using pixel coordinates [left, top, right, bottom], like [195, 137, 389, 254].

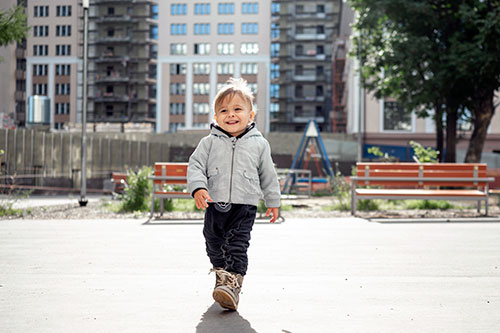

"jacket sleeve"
[187, 136, 210, 196]
[258, 140, 281, 208]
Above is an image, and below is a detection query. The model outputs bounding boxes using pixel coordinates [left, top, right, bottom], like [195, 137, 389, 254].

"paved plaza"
[1, 216, 500, 332]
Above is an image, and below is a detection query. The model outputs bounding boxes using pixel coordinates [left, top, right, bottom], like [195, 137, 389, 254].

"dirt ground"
[4, 195, 500, 220]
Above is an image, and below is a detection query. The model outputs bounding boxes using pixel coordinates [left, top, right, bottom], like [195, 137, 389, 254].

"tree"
[348, 0, 500, 162]
[0, 3, 29, 48]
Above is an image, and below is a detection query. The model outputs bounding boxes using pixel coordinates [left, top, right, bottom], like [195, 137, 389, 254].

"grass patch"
[404, 200, 454, 210]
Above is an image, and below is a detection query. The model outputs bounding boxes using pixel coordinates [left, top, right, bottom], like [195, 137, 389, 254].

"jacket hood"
[210, 122, 261, 139]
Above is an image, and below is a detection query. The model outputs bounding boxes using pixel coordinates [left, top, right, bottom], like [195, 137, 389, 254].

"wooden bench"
[350, 162, 494, 216]
[149, 162, 190, 217]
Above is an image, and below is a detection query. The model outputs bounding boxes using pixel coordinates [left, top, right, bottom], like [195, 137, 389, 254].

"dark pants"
[203, 204, 257, 276]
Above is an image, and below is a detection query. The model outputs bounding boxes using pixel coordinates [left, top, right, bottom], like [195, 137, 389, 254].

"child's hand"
[266, 207, 279, 223]
[194, 189, 213, 210]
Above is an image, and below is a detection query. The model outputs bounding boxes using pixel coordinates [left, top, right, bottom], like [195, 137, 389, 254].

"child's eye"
[219, 109, 227, 113]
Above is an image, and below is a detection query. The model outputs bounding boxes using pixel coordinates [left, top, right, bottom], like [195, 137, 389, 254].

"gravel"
[2, 196, 499, 220]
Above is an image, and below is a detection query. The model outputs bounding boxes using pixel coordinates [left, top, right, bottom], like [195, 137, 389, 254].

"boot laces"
[210, 268, 241, 289]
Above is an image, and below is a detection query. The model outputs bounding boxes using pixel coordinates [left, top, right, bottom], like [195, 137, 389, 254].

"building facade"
[157, 1, 271, 133]
[271, 0, 342, 133]
[87, 0, 158, 132]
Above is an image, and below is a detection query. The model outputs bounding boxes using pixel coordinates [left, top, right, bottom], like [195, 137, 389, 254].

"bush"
[357, 199, 379, 211]
[120, 166, 152, 212]
[405, 200, 454, 210]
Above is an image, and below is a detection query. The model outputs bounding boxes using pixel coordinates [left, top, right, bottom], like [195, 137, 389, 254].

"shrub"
[405, 200, 453, 210]
[120, 166, 152, 212]
[357, 199, 379, 211]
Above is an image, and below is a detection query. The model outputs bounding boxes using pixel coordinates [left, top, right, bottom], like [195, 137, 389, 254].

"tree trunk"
[434, 105, 444, 162]
[445, 108, 457, 162]
[465, 90, 496, 163]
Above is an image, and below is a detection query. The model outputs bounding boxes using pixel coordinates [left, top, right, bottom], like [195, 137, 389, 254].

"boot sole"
[212, 288, 237, 310]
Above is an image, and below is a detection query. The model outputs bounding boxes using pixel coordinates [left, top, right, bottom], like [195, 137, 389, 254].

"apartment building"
[157, 1, 271, 133]
[21, 0, 80, 130]
[271, 0, 342, 133]
[0, 0, 24, 129]
[87, 0, 158, 131]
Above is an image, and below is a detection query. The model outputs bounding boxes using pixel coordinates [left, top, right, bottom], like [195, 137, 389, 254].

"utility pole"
[79, 0, 89, 207]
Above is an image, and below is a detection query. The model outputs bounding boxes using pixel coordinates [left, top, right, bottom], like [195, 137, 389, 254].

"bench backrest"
[356, 162, 488, 188]
[154, 162, 188, 185]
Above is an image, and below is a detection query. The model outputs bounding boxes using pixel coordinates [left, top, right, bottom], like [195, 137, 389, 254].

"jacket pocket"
[243, 170, 260, 194]
[207, 168, 219, 189]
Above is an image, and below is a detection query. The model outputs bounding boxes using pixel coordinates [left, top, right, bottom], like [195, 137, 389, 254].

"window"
[242, 2, 259, 14]
[107, 28, 115, 37]
[33, 26, 49, 37]
[56, 64, 71, 76]
[316, 85, 323, 97]
[295, 85, 303, 98]
[241, 23, 258, 34]
[295, 65, 303, 75]
[55, 103, 70, 115]
[270, 84, 279, 99]
[270, 103, 279, 113]
[193, 103, 210, 114]
[271, 43, 280, 57]
[33, 83, 48, 95]
[240, 43, 258, 55]
[218, 23, 234, 35]
[170, 83, 186, 95]
[171, 24, 187, 35]
[270, 63, 279, 80]
[194, 43, 211, 55]
[56, 25, 72, 37]
[171, 4, 187, 15]
[33, 45, 48, 56]
[247, 83, 257, 94]
[170, 43, 187, 55]
[317, 25, 325, 34]
[151, 5, 158, 19]
[217, 63, 234, 75]
[193, 63, 210, 75]
[55, 83, 70, 95]
[217, 43, 234, 55]
[193, 83, 210, 95]
[194, 3, 210, 15]
[56, 5, 72, 17]
[55, 45, 71, 56]
[170, 123, 185, 132]
[241, 63, 258, 75]
[218, 3, 235, 14]
[295, 44, 303, 56]
[34, 6, 49, 17]
[317, 4, 325, 13]
[170, 103, 185, 115]
[316, 45, 324, 55]
[108, 7, 115, 15]
[55, 122, 64, 130]
[383, 101, 412, 131]
[271, 3, 280, 15]
[194, 23, 210, 35]
[271, 23, 280, 39]
[33, 64, 48, 76]
[193, 122, 209, 129]
[170, 63, 186, 75]
[150, 25, 158, 39]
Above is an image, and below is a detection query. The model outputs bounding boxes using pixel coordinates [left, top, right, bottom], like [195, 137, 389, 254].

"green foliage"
[120, 166, 152, 213]
[0, 189, 32, 217]
[405, 200, 454, 210]
[0, 4, 30, 48]
[330, 171, 350, 209]
[367, 146, 397, 162]
[357, 199, 379, 211]
[409, 141, 439, 163]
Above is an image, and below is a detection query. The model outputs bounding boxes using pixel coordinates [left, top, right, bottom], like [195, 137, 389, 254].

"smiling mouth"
[226, 120, 239, 125]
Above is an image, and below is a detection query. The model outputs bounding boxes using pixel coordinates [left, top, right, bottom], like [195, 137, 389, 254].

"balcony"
[15, 70, 26, 80]
[294, 33, 326, 41]
[95, 73, 130, 83]
[96, 15, 135, 23]
[91, 93, 130, 103]
[94, 35, 131, 44]
[15, 91, 25, 101]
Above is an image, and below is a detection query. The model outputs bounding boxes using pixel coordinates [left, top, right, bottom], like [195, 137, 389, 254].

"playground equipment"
[281, 120, 334, 195]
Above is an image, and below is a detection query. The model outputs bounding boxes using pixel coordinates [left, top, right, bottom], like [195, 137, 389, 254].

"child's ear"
[250, 111, 255, 121]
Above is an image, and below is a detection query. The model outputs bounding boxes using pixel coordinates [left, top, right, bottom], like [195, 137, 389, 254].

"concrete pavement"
[1, 217, 500, 332]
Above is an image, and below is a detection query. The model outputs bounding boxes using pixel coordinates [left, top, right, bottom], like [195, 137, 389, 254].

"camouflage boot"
[211, 269, 244, 311]
[211, 267, 227, 288]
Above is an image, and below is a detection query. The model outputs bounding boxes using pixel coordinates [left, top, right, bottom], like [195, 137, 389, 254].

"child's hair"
[213, 78, 256, 115]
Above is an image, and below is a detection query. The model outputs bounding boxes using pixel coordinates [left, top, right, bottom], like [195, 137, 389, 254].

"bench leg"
[351, 190, 356, 215]
[485, 198, 489, 216]
[150, 195, 154, 218]
[477, 201, 481, 214]
[160, 198, 164, 216]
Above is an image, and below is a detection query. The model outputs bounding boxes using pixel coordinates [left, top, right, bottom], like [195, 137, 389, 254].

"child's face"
[214, 94, 254, 137]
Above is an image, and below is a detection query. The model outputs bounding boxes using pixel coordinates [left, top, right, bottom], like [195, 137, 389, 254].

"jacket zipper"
[228, 137, 237, 202]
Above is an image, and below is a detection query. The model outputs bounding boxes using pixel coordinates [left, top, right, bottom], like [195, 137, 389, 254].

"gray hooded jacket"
[187, 124, 281, 208]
